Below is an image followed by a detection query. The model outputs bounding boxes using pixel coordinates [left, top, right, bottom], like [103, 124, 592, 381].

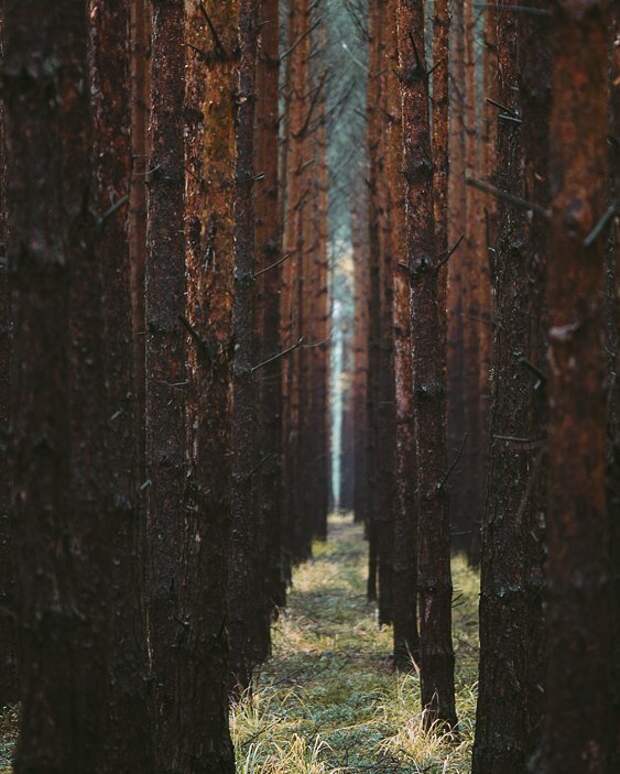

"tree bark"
[541, 2, 610, 772]
[90, 1, 154, 767]
[472, 3, 549, 771]
[230, 0, 260, 691]
[145, 1, 188, 769]
[181, 0, 237, 768]
[397, 0, 456, 729]
[6, 1, 112, 768]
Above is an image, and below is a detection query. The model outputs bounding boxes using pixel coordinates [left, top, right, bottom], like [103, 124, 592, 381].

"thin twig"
[473, 3, 551, 16]
[466, 176, 550, 219]
[251, 337, 304, 374]
[437, 433, 468, 493]
[254, 251, 293, 278]
[584, 200, 618, 248]
[198, 1, 227, 59]
[95, 194, 129, 228]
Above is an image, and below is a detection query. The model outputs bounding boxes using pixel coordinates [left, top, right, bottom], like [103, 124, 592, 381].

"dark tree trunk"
[255, 0, 286, 620]
[446, 0, 468, 556]
[6, 1, 110, 768]
[608, 4, 620, 768]
[0, 2, 17, 706]
[365, 0, 384, 604]
[90, 1, 153, 767]
[398, 0, 457, 729]
[472, 3, 549, 771]
[541, 2, 610, 772]
[230, 0, 260, 691]
[145, 0, 187, 769]
[181, 0, 237, 769]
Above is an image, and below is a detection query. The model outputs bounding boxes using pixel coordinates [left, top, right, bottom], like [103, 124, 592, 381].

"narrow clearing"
[232, 514, 479, 773]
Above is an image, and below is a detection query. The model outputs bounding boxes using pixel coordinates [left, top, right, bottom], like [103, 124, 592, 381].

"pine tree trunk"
[230, 0, 260, 691]
[145, 0, 187, 769]
[472, 3, 549, 771]
[182, 0, 237, 768]
[398, 0, 457, 729]
[90, 1, 153, 767]
[0, 2, 17, 706]
[6, 1, 111, 767]
[255, 0, 286, 619]
[542, 2, 610, 771]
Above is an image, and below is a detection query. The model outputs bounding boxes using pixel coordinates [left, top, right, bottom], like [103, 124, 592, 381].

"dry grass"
[232, 514, 479, 773]
[0, 514, 480, 773]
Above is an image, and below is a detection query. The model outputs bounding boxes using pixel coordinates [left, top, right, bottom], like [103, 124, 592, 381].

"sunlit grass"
[0, 514, 480, 773]
[232, 513, 480, 773]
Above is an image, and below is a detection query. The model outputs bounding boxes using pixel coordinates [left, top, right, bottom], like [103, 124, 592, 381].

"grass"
[0, 513, 480, 773]
[232, 513, 479, 773]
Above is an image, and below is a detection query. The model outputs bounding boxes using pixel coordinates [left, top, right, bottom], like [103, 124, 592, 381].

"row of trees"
[343, 0, 619, 772]
[2, 0, 333, 771]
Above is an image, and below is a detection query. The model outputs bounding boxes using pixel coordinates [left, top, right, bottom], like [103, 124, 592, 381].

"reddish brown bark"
[472, 4, 549, 771]
[398, 0, 456, 729]
[446, 0, 468, 554]
[230, 0, 260, 691]
[145, 1, 187, 769]
[182, 0, 237, 768]
[365, 0, 385, 603]
[542, 2, 610, 772]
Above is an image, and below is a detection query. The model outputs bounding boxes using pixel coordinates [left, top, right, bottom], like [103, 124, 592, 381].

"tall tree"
[145, 0, 187, 769]
[0, 1, 17, 706]
[90, 0, 153, 766]
[255, 0, 286, 627]
[398, 0, 456, 728]
[472, 3, 549, 771]
[6, 1, 117, 768]
[609, 4, 620, 768]
[230, 0, 260, 691]
[388, 0, 418, 670]
[182, 0, 237, 767]
[542, 2, 610, 772]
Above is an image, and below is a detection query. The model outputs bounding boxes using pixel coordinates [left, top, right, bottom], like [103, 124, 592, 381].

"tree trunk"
[230, 0, 260, 691]
[472, 3, 549, 771]
[90, 1, 153, 767]
[446, 0, 468, 555]
[6, 1, 111, 768]
[255, 0, 286, 621]
[182, 0, 237, 768]
[542, 2, 610, 772]
[398, 0, 456, 729]
[145, 0, 187, 769]
[0, 2, 17, 706]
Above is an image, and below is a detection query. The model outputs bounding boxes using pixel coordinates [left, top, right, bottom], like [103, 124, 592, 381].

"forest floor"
[232, 513, 479, 773]
[0, 514, 480, 773]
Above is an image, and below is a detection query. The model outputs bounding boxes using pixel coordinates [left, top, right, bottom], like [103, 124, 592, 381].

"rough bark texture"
[0, 3, 17, 705]
[608, 5, 620, 769]
[398, 0, 456, 729]
[389, 0, 418, 670]
[182, 0, 237, 769]
[542, 2, 610, 772]
[129, 0, 149, 486]
[255, 0, 286, 622]
[145, 1, 187, 770]
[472, 3, 549, 771]
[230, 0, 260, 691]
[6, 2, 110, 768]
[365, 0, 384, 603]
[446, 0, 468, 555]
[90, 1, 153, 767]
